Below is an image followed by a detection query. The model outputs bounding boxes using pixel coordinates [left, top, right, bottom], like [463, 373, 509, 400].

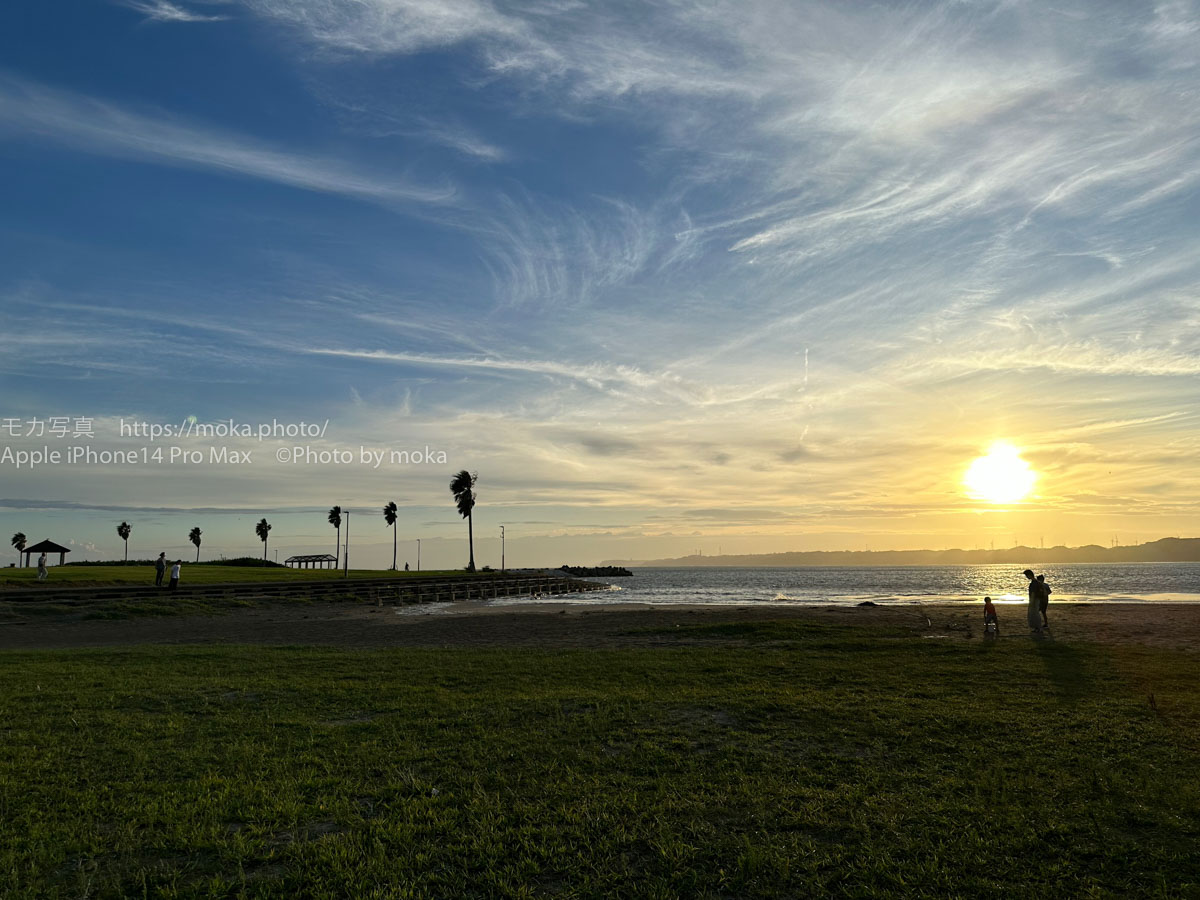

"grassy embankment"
[1, 621, 1198, 897]
[0, 565, 464, 589]
[0, 566, 479, 620]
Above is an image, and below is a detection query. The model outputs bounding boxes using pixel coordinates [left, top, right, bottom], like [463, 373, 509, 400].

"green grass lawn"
[2, 623, 1198, 897]
[0, 565, 464, 588]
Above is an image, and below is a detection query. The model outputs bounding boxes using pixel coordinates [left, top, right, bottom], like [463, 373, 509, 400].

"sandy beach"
[1, 599, 1197, 652]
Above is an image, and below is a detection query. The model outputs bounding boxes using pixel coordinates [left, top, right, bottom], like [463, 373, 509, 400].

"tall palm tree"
[117, 521, 132, 564]
[328, 505, 342, 566]
[11, 533, 26, 566]
[255, 518, 272, 563]
[449, 470, 477, 572]
[383, 501, 398, 570]
[189, 527, 202, 562]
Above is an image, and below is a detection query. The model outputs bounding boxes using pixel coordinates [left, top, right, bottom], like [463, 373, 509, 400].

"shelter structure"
[284, 553, 338, 570]
[23, 539, 71, 566]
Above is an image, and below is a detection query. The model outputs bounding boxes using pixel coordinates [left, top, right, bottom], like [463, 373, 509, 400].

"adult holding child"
[1023, 569, 1045, 635]
[1037, 573, 1053, 630]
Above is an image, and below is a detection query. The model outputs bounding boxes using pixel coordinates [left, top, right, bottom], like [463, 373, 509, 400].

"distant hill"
[603, 537, 1200, 568]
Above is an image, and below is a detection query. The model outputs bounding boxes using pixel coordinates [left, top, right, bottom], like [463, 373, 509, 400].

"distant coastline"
[603, 537, 1200, 568]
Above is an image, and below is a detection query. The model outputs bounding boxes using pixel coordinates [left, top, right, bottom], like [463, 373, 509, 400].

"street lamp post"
[500, 525, 505, 572]
[416, 538, 420, 572]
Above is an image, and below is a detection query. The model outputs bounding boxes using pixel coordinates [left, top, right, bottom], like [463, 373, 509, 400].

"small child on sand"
[983, 596, 999, 636]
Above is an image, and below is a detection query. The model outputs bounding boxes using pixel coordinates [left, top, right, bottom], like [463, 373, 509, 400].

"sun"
[963, 442, 1037, 504]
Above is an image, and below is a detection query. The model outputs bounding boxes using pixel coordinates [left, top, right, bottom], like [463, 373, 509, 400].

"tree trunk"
[467, 512, 475, 572]
[335, 526, 340, 567]
[392, 527, 397, 571]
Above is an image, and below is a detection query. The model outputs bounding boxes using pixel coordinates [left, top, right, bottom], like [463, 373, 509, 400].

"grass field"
[0, 565, 464, 589]
[2, 622, 1198, 897]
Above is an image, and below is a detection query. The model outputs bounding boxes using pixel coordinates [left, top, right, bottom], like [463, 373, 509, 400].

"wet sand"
[0, 599, 1197, 652]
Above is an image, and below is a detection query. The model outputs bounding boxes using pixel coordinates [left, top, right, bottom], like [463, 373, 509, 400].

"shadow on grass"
[1035, 638, 1092, 700]
[625, 620, 907, 647]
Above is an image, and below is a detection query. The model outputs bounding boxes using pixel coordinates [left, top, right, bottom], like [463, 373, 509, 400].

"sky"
[2, 0, 1199, 569]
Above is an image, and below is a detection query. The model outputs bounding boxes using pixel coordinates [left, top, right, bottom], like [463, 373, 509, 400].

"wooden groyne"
[0, 572, 608, 608]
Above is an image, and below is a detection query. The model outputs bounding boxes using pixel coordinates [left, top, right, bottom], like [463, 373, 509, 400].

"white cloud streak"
[0, 75, 457, 208]
[117, 0, 229, 23]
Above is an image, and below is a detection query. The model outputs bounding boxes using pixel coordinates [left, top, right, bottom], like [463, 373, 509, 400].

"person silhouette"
[983, 596, 999, 636]
[1037, 574, 1052, 630]
[1023, 569, 1044, 635]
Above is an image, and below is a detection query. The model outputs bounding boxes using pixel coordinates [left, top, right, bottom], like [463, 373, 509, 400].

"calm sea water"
[559, 564, 1200, 606]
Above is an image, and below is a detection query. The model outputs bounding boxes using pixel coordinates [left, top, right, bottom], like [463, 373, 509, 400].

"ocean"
[554, 563, 1200, 607]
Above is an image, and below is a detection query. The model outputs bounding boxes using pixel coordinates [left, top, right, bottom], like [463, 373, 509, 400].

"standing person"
[37, 552, 48, 582]
[168, 560, 181, 590]
[1037, 574, 1053, 630]
[155, 552, 167, 587]
[1023, 569, 1044, 634]
[983, 596, 999, 636]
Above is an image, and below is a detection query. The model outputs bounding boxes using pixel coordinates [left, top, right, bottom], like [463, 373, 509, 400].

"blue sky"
[2, 0, 1199, 567]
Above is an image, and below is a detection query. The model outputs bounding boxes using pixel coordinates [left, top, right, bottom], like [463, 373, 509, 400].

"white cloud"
[242, 0, 523, 54]
[118, 0, 229, 23]
[0, 75, 457, 208]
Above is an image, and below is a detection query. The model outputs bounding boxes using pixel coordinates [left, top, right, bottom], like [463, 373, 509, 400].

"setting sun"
[963, 442, 1037, 504]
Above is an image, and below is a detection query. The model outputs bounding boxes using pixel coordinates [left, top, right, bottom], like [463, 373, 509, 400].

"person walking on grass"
[37, 552, 48, 582]
[168, 560, 181, 590]
[1023, 569, 1045, 635]
[155, 552, 167, 587]
[1037, 573, 1053, 630]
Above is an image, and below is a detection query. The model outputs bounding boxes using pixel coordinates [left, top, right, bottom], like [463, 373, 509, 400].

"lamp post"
[500, 525, 505, 572]
[416, 538, 420, 572]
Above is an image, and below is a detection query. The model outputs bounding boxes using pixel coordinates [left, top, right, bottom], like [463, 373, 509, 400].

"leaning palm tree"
[328, 505, 342, 566]
[255, 518, 272, 563]
[449, 470, 477, 572]
[117, 521, 132, 564]
[11, 533, 26, 566]
[383, 501, 398, 570]
[189, 527, 202, 562]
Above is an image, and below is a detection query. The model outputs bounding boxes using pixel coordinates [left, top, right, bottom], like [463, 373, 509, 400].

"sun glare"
[963, 442, 1036, 504]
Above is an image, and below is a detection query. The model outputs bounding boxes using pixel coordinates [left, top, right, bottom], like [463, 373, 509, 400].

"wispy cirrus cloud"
[117, 0, 229, 23]
[243, 0, 522, 55]
[0, 74, 456, 208]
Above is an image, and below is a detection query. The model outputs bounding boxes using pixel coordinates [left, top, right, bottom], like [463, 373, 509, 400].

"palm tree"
[11, 533, 26, 566]
[449, 470, 477, 572]
[189, 527, 202, 562]
[255, 518, 272, 563]
[328, 505, 342, 566]
[383, 501, 398, 570]
[117, 521, 132, 564]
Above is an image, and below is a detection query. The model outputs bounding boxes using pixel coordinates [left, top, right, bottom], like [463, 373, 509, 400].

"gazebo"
[284, 554, 338, 570]
[23, 539, 71, 566]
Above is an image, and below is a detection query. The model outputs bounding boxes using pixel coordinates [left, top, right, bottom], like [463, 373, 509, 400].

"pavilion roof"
[25, 539, 72, 554]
